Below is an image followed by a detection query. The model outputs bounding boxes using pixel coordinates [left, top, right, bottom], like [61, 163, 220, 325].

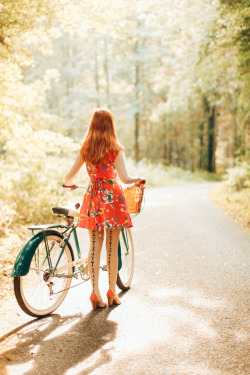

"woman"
[64, 108, 145, 311]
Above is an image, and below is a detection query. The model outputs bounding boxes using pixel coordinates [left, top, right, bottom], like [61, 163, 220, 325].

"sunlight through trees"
[0, 0, 249, 228]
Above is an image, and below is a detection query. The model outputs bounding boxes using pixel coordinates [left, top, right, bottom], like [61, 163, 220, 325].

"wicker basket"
[124, 184, 145, 214]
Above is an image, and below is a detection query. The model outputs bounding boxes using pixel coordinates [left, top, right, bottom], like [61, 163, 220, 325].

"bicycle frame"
[48, 224, 127, 276]
[12, 220, 126, 278]
[29, 223, 88, 278]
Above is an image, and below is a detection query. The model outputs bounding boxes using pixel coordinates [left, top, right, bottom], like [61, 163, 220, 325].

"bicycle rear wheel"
[116, 228, 134, 290]
[14, 233, 74, 317]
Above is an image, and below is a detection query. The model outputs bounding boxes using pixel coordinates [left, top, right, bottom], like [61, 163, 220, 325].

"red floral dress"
[77, 150, 133, 233]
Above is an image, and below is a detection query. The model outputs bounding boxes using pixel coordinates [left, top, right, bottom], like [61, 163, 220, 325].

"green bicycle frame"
[11, 222, 124, 277]
[11, 224, 76, 277]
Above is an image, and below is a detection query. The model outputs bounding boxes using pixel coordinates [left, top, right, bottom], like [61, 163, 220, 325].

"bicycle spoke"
[17, 234, 73, 316]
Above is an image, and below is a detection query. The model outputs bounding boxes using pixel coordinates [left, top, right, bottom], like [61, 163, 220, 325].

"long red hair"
[80, 108, 123, 165]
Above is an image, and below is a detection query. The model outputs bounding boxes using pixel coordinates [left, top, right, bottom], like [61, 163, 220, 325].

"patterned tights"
[88, 228, 121, 300]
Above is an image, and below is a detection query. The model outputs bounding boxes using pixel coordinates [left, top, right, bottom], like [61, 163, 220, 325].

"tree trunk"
[202, 96, 210, 170]
[162, 117, 167, 164]
[167, 122, 172, 165]
[231, 108, 242, 165]
[199, 121, 205, 169]
[143, 120, 150, 159]
[135, 111, 139, 162]
[134, 40, 140, 162]
[208, 106, 216, 172]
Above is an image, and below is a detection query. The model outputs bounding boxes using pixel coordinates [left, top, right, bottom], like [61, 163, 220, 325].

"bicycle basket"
[124, 184, 145, 214]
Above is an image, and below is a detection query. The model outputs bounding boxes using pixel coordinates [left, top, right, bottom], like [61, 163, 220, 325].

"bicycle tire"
[116, 228, 134, 291]
[14, 232, 74, 317]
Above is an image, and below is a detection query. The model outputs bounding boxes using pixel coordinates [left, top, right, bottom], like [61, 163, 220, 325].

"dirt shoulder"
[209, 183, 250, 232]
[0, 225, 29, 300]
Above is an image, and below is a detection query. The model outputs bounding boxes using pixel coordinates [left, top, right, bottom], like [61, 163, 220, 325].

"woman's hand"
[135, 178, 146, 186]
[63, 178, 78, 190]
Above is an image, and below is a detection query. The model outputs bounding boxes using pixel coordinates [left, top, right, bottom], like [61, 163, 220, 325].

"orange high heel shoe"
[90, 292, 107, 311]
[106, 289, 121, 306]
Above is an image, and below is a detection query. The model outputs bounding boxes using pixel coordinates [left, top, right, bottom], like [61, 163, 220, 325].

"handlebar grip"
[135, 179, 146, 186]
[62, 184, 78, 190]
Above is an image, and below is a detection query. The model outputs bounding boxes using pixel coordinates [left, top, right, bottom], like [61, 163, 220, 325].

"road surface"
[0, 183, 249, 375]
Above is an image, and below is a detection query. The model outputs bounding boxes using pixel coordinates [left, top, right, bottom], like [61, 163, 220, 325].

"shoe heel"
[91, 300, 98, 310]
[107, 289, 115, 306]
[90, 292, 99, 311]
[108, 297, 113, 306]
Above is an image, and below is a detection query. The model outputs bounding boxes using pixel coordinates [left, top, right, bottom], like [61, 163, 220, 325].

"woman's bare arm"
[64, 150, 84, 186]
[114, 150, 143, 184]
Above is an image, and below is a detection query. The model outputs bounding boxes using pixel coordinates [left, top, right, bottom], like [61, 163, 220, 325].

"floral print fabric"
[77, 150, 133, 232]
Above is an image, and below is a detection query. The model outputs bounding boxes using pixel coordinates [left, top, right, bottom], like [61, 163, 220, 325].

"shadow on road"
[0, 308, 117, 375]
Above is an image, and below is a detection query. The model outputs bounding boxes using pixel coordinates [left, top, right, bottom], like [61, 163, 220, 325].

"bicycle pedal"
[101, 265, 107, 271]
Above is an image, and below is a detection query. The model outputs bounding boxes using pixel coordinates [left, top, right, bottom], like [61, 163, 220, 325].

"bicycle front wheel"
[116, 228, 134, 290]
[14, 233, 74, 317]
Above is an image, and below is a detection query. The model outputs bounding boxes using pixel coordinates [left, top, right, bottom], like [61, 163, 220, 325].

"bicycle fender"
[11, 230, 70, 277]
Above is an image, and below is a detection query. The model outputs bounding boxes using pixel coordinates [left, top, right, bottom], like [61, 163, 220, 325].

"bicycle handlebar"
[63, 180, 146, 191]
[135, 179, 146, 186]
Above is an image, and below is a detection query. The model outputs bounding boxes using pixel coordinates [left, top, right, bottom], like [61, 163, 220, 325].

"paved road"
[0, 183, 249, 375]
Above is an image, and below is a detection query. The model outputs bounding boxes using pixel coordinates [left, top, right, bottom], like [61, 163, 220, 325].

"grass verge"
[126, 158, 221, 186]
[210, 183, 250, 232]
[0, 225, 29, 302]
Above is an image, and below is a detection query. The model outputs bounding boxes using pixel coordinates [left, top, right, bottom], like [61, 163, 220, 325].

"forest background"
[0, 0, 249, 245]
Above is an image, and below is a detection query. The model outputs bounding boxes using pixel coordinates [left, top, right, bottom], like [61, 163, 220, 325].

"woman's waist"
[89, 178, 117, 185]
[87, 177, 117, 184]
[88, 173, 118, 181]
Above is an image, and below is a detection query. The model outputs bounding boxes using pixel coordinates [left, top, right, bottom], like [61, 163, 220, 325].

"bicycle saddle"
[52, 202, 80, 217]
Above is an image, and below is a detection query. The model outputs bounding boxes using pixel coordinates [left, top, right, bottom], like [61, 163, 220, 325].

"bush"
[125, 157, 221, 187]
[0, 127, 88, 232]
[223, 162, 250, 191]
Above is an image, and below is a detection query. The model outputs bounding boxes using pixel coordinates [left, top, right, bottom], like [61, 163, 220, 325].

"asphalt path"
[0, 182, 249, 375]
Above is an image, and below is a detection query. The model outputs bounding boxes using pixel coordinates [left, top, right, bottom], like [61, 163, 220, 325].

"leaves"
[0, 0, 249, 229]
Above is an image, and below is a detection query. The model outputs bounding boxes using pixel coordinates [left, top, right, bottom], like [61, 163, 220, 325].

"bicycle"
[11, 182, 145, 317]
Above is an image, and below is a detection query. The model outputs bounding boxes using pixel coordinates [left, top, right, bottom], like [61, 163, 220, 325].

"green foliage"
[0, 125, 86, 233]
[220, 0, 250, 76]
[125, 158, 221, 187]
[0, 38, 86, 233]
[0, 0, 249, 230]
[0, 0, 55, 57]
[222, 161, 250, 191]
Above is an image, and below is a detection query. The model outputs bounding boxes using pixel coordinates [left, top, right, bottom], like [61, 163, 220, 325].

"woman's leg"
[88, 229, 104, 303]
[106, 228, 121, 295]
